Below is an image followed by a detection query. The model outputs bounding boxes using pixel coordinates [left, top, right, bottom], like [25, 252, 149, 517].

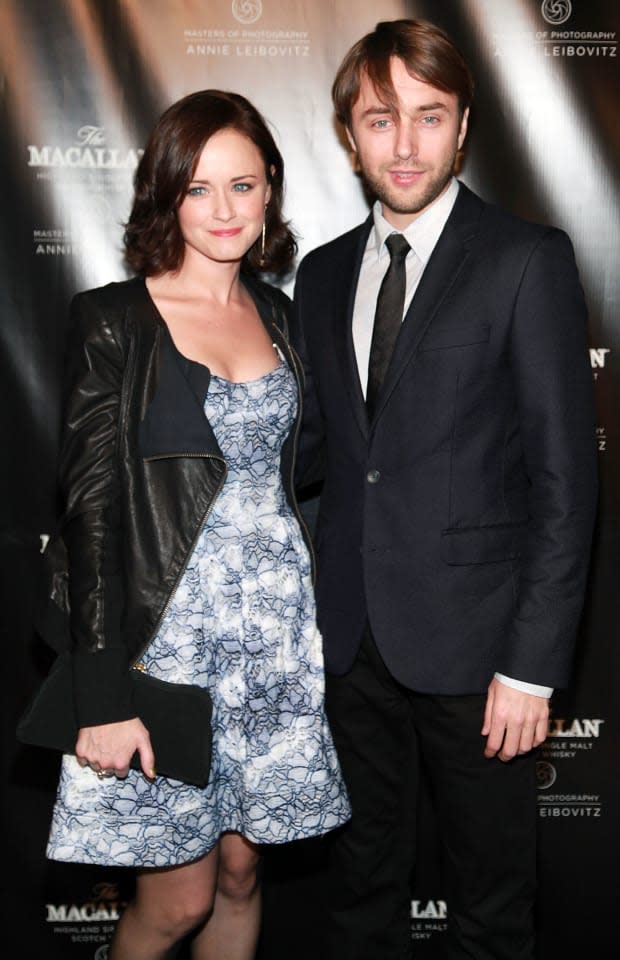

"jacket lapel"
[137, 274, 299, 461]
[126, 280, 222, 460]
[333, 216, 374, 439]
[371, 185, 484, 422]
[139, 327, 223, 460]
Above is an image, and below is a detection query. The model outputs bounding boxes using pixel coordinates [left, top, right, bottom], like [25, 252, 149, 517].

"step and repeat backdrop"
[2, 1, 618, 957]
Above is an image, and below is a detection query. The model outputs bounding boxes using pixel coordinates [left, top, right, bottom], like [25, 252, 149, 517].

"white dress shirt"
[352, 178, 552, 700]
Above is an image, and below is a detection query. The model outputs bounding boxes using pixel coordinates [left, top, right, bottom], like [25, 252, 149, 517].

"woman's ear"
[266, 164, 276, 204]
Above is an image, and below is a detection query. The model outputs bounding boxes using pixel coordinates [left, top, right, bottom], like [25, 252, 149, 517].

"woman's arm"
[59, 290, 154, 777]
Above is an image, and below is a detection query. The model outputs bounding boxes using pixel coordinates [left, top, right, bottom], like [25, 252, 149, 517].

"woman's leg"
[191, 832, 261, 960]
[109, 847, 219, 960]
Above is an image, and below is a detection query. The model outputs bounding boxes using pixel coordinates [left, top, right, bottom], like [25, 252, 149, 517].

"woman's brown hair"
[123, 89, 296, 277]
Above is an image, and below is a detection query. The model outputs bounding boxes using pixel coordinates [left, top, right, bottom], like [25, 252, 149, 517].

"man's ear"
[457, 107, 469, 151]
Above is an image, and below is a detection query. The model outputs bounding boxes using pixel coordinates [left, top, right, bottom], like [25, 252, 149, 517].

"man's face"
[347, 57, 469, 229]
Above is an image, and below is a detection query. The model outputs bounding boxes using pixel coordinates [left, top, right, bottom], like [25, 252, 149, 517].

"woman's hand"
[75, 717, 156, 781]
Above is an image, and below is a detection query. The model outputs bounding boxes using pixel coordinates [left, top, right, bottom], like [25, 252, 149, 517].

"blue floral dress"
[47, 359, 350, 867]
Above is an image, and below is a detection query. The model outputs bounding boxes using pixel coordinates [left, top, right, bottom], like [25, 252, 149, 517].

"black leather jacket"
[56, 274, 309, 728]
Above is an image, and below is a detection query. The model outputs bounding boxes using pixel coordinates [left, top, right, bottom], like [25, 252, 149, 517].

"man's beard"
[360, 153, 457, 217]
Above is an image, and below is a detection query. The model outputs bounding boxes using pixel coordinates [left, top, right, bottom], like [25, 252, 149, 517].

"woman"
[45, 90, 350, 959]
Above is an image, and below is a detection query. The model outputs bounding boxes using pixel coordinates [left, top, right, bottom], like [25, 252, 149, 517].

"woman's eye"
[232, 182, 252, 192]
[187, 185, 207, 197]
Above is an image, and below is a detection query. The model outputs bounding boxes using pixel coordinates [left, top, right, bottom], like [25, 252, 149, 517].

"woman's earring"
[259, 202, 268, 266]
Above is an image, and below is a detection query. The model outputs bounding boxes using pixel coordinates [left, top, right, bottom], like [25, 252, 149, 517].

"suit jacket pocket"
[418, 322, 489, 351]
[441, 522, 526, 565]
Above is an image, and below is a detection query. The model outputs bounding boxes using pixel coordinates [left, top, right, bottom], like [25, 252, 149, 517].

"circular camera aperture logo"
[541, 0, 572, 25]
[232, 0, 262, 25]
[536, 760, 557, 790]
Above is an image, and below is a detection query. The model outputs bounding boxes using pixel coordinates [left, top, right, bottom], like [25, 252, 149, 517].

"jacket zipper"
[270, 308, 317, 585]
[95, 322, 137, 652]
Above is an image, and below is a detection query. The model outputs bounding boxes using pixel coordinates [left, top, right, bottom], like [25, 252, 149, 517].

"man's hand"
[481, 677, 549, 761]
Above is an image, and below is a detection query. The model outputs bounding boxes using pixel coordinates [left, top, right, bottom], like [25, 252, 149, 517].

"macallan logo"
[27, 126, 142, 169]
[46, 902, 121, 922]
[46, 881, 125, 923]
[547, 718, 604, 738]
[411, 900, 447, 919]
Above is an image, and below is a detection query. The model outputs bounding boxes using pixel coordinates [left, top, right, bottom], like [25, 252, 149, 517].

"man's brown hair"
[332, 19, 474, 128]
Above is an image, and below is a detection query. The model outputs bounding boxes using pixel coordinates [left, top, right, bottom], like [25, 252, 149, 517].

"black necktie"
[366, 233, 411, 418]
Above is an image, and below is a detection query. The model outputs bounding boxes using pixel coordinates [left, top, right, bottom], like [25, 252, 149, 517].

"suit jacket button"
[367, 469, 381, 484]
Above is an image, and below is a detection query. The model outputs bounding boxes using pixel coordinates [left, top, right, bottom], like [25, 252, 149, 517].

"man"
[292, 19, 598, 960]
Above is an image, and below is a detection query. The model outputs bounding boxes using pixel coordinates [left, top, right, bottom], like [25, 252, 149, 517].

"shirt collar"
[371, 177, 460, 264]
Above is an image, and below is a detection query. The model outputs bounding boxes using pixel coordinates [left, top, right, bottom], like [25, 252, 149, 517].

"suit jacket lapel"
[372, 185, 484, 421]
[333, 215, 374, 439]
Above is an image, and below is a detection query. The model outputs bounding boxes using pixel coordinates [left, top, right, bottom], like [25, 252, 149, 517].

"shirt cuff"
[494, 672, 553, 698]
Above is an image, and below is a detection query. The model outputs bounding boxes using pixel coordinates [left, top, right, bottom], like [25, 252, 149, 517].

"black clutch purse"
[17, 652, 213, 788]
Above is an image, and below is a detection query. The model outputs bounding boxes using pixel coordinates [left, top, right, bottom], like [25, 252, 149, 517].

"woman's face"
[177, 127, 272, 267]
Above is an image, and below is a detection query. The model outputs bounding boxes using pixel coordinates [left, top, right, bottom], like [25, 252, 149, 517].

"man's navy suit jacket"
[292, 182, 598, 695]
